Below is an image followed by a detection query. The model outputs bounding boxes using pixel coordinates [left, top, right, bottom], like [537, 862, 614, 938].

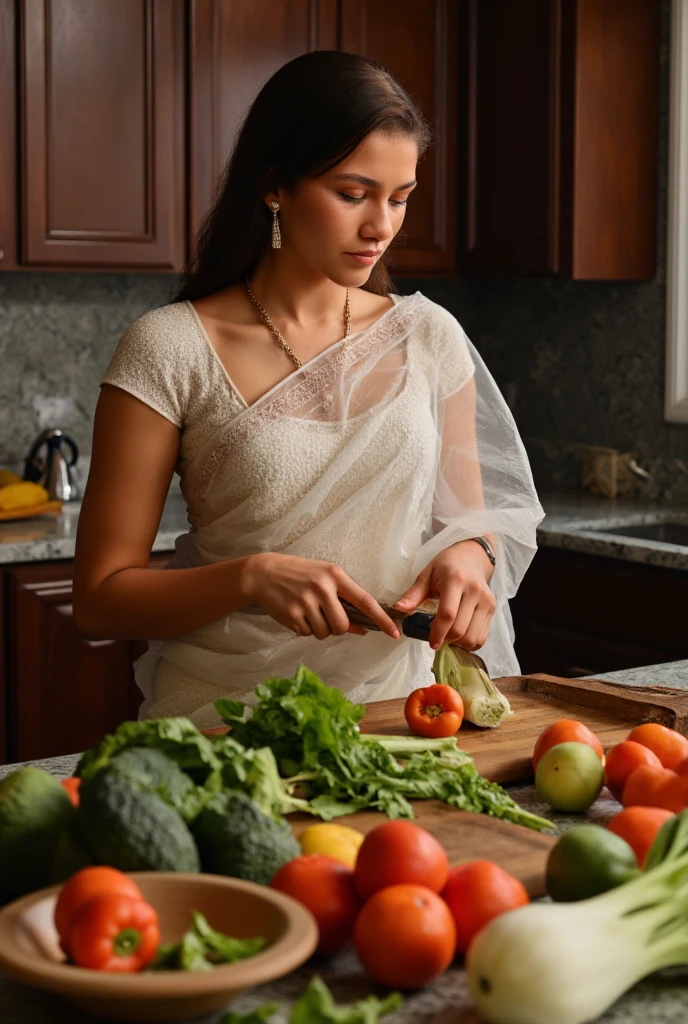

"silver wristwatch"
[469, 535, 496, 566]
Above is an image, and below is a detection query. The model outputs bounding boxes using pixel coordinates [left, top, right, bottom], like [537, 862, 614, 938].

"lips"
[347, 251, 382, 257]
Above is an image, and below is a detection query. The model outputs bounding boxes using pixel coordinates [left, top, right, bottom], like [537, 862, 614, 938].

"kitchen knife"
[240, 596, 493, 679]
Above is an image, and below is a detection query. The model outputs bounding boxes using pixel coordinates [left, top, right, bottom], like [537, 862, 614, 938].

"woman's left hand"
[393, 540, 497, 652]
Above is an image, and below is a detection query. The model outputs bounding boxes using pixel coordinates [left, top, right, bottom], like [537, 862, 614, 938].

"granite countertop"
[0, 491, 187, 565]
[2, 488, 688, 570]
[536, 491, 688, 570]
[2, 660, 688, 1023]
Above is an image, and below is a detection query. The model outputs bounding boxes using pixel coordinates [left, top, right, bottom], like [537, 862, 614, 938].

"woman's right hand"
[242, 552, 401, 641]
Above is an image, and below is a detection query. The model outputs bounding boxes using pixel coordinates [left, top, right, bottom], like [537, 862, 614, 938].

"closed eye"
[338, 192, 408, 207]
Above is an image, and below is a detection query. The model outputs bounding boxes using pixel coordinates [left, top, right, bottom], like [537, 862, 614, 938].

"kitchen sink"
[589, 522, 688, 545]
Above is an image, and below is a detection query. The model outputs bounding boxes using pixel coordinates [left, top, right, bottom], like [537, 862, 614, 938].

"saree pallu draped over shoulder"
[135, 292, 545, 727]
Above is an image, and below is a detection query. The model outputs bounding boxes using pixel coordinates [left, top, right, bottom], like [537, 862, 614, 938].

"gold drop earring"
[270, 201, 281, 249]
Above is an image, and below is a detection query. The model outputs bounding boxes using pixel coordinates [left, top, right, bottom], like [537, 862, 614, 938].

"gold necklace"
[245, 277, 351, 418]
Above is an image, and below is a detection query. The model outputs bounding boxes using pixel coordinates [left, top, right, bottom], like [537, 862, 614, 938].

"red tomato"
[68, 894, 160, 972]
[354, 820, 449, 902]
[607, 807, 674, 868]
[604, 741, 662, 802]
[404, 684, 464, 738]
[533, 719, 604, 771]
[270, 854, 360, 956]
[60, 777, 81, 807]
[354, 884, 456, 988]
[621, 764, 688, 813]
[441, 860, 529, 954]
[54, 867, 143, 955]
[626, 723, 688, 771]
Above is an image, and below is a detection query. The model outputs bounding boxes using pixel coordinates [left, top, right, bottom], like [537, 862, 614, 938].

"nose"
[359, 201, 395, 244]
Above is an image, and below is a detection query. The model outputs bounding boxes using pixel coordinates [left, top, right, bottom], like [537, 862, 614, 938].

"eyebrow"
[332, 173, 417, 191]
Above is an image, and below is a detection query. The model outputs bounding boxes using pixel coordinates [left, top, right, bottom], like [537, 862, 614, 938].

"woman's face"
[273, 130, 418, 286]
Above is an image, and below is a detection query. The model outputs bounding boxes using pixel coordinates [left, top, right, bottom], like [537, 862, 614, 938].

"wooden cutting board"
[289, 803, 556, 898]
[214, 674, 688, 898]
[361, 672, 688, 785]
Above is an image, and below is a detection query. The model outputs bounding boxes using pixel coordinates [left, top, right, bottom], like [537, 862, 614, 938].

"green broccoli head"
[107, 746, 217, 822]
[77, 770, 201, 873]
[191, 791, 299, 885]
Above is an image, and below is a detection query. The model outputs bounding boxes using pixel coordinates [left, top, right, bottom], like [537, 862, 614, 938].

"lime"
[535, 741, 604, 812]
[547, 824, 639, 901]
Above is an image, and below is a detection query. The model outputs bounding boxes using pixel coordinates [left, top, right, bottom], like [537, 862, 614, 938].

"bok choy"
[466, 809, 688, 1024]
[432, 643, 511, 727]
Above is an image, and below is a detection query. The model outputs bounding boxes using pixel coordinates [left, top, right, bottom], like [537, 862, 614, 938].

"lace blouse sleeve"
[433, 307, 476, 401]
[100, 306, 190, 427]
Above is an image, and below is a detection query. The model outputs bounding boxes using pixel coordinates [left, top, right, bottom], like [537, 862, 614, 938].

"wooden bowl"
[0, 872, 318, 1022]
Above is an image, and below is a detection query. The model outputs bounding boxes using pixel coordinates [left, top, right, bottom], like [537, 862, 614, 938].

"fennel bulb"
[432, 644, 511, 727]
[466, 810, 688, 1024]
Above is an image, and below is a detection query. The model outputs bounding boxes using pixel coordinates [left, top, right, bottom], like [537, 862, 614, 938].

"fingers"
[428, 583, 462, 649]
[446, 590, 497, 651]
[338, 577, 401, 640]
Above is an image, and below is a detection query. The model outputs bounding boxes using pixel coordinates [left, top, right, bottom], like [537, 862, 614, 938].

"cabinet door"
[20, 0, 185, 269]
[0, 0, 18, 270]
[341, 0, 458, 275]
[460, 0, 660, 279]
[6, 558, 168, 764]
[189, 0, 338, 241]
[510, 546, 688, 678]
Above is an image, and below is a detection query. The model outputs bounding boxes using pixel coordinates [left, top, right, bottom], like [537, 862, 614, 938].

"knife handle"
[340, 598, 433, 641]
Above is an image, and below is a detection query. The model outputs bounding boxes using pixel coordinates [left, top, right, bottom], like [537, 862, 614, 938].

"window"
[666, 0, 688, 421]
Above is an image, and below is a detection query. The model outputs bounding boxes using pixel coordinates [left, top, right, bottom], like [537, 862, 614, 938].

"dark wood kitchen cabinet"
[0, 0, 19, 270]
[19, 0, 186, 269]
[3, 555, 169, 765]
[188, 0, 458, 275]
[188, 0, 338, 243]
[460, 0, 661, 279]
[340, 0, 459, 275]
[510, 547, 688, 679]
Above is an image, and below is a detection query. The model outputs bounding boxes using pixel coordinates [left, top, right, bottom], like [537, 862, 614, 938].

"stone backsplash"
[1, 0, 685, 501]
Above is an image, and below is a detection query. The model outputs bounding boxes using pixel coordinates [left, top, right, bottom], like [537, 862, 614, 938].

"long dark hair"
[174, 51, 431, 303]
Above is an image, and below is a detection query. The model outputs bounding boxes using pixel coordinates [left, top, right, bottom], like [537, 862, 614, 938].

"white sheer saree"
[136, 292, 544, 727]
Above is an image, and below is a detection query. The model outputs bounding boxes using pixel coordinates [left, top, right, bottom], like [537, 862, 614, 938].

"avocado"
[76, 770, 200, 873]
[191, 791, 299, 885]
[0, 767, 74, 903]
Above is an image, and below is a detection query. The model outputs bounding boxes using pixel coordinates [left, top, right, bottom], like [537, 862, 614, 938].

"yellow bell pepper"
[299, 822, 365, 869]
[0, 482, 49, 510]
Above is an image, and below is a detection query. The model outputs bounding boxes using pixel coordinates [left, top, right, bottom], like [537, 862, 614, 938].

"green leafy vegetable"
[76, 718, 223, 784]
[148, 910, 265, 972]
[211, 735, 310, 819]
[215, 664, 551, 831]
[223, 976, 403, 1024]
[224, 1008, 279, 1024]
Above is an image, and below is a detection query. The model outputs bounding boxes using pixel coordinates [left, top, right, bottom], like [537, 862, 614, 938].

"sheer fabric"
[117, 292, 544, 727]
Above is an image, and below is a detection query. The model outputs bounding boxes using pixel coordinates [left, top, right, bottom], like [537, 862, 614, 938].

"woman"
[73, 51, 544, 728]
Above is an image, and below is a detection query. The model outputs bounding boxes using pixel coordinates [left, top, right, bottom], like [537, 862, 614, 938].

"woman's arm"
[73, 385, 401, 642]
[72, 385, 255, 640]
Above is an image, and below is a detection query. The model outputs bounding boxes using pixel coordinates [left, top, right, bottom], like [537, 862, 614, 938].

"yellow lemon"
[0, 470, 23, 489]
[299, 822, 365, 869]
[0, 482, 49, 511]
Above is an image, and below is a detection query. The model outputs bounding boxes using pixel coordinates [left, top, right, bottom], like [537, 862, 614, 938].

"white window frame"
[666, 0, 688, 421]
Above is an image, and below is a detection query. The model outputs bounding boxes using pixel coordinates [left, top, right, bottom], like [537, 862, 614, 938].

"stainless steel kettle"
[24, 428, 79, 502]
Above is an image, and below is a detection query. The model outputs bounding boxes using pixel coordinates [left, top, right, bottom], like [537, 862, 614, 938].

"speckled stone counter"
[1, 661, 687, 1023]
[537, 491, 688, 570]
[2, 488, 688, 571]
[0, 492, 187, 564]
